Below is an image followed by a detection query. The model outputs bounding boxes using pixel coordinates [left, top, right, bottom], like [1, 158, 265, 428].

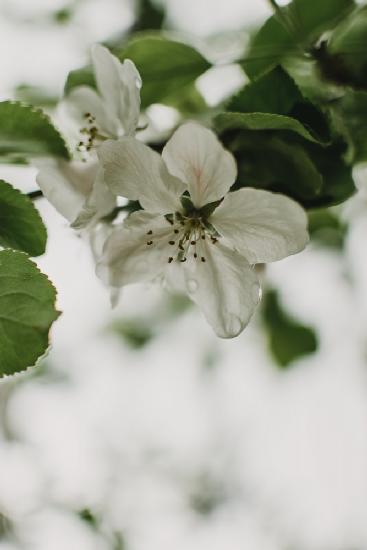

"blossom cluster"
[36, 45, 309, 338]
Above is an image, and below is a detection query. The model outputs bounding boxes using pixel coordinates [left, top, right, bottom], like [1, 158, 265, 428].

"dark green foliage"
[262, 289, 318, 368]
[132, 0, 165, 32]
[0, 250, 60, 377]
[308, 209, 346, 249]
[0, 101, 69, 162]
[0, 180, 47, 256]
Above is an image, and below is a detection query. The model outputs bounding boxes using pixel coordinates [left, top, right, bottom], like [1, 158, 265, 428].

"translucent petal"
[96, 211, 175, 287]
[162, 122, 237, 208]
[183, 240, 259, 338]
[35, 158, 98, 223]
[98, 138, 186, 214]
[210, 188, 309, 264]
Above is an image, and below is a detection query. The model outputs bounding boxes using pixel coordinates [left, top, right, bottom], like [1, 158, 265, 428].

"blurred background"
[2, 1, 367, 549]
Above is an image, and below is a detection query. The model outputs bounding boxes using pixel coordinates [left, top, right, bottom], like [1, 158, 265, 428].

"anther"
[201, 257, 206, 262]
[180, 258, 187, 262]
[168, 257, 173, 263]
[147, 241, 153, 246]
[147, 230, 153, 235]
[169, 240, 175, 245]
[190, 240, 196, 245]
[201, 235, 205, 240]
[194, 253, 198, 259]
[174, 229, 179, 234]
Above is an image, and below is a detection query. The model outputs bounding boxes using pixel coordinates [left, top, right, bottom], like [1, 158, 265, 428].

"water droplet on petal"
[187, 279, 199, 293]
[225, 315, 243, 336]
[251, 282, 261, 304]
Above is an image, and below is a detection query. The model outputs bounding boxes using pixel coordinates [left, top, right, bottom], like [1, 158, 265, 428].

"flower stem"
[27, 190, 43, 201]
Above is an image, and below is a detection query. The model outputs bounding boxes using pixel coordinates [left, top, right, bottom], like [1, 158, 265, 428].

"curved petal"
[72, 167, 116, 229]
[96, 211, 175, 288]
[210, 188, 309, 264]
[98, 138, 186, 214]
[65, 86, 119, 138]
[35, 158, 97, 223]
[162, 122, 237, 208]
[119, 59, 142, 136]
[183, 240, 260, 338]
[91, 45, 141, 136]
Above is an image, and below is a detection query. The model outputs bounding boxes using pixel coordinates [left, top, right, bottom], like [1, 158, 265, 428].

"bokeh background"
[2, 1, 367, 549]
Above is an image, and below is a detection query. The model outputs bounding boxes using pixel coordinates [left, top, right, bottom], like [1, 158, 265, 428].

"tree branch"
[27, 190, 43, 201]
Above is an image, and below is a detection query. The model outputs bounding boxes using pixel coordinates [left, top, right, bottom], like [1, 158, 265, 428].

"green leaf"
[110, 319, 154, 349]
[0, 250, 60, 377]
[0, 180, 47, 256]
[0, 101, 69, 162]
[225, 132, 323, 203]
[262, 289, 318, 368]
[326, 5, 367, 89]
[330, 91, 367, 163]
[243, 0, 356, 79]
[64, 65, 96, 95]
[308, 208, 346, 249]
[117, 34, 211, 107]
[133, 0, 165, 32]
[227, 66, 302, 115]
[215, 111, 327, 144]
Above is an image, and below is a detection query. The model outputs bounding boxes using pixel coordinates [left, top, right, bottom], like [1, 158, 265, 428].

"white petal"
[35, 158, 97, 222]
[96, 211, 175, 288]
[72, 167, 116, 229]
[353, 162, 367, 196]
[98, 138, 186, 214]
[91, 44, 123, 116]
[118, 59, 142, 136]
[162, 122, 237, 208]
[91, 45, 141, 136]
[183, 240, 260, 338]
[210, 188, 309, 264]
[64, 86, 119, 138]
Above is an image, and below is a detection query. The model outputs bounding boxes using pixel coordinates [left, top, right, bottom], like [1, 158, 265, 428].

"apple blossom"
[96, 122, 309, 338]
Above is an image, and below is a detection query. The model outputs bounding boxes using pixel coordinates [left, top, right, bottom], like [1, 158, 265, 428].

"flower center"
[145, 213, 219, 265]
[76, 112, 106, 159]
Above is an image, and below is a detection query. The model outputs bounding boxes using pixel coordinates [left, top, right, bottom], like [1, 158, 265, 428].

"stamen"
[169, 240, 175, 245]
[147, 241, 153, 246]
[147, 230, 153, 235]
[201, 257, 206, 262]
[168, 257, 173, 263]
[180, 258, 187, 262]
[194, 253, 198, 259]
[174, 229, 179, 234]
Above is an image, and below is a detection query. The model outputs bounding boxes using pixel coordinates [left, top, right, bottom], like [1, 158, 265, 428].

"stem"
[27, 190, 43, 200]
[268, 0, 281, 12]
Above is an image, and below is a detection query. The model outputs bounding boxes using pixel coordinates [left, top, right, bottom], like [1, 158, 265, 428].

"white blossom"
[97, 122, 309, 338]
[36, 44, 141, 228]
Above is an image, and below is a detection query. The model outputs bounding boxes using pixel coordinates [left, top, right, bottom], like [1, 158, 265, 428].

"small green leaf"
[308, 208, 346, 249]
[225, 132, 323, 203]
[330, 91, 367, 163]
[0, 180, 47, 256]
[262, 289, 318, 368]
[133, 0, 165, 32]
[117, 34, 211, 107]
[64, 65, 96, 95]
[227, 66, 302, 115]
[0, 250, 60, 377]
[0, 101, 69, 162]
[243, 0, 356, 79]
[215, 111, 326, 144]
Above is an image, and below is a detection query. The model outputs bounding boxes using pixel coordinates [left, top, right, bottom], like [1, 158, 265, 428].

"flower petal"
[118, 59, 142, 136]
[210, 188, 309, 264]
[162, 122, 237, 208]
[65, 85, 119, 138]
[183, 240, 260, 338]
[35, 158, 97, 223]
[96, 211, 175, 287]
[71, 167, 116, 229]
[91, 45, 141, 136]
[98, 137, 186, 214]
